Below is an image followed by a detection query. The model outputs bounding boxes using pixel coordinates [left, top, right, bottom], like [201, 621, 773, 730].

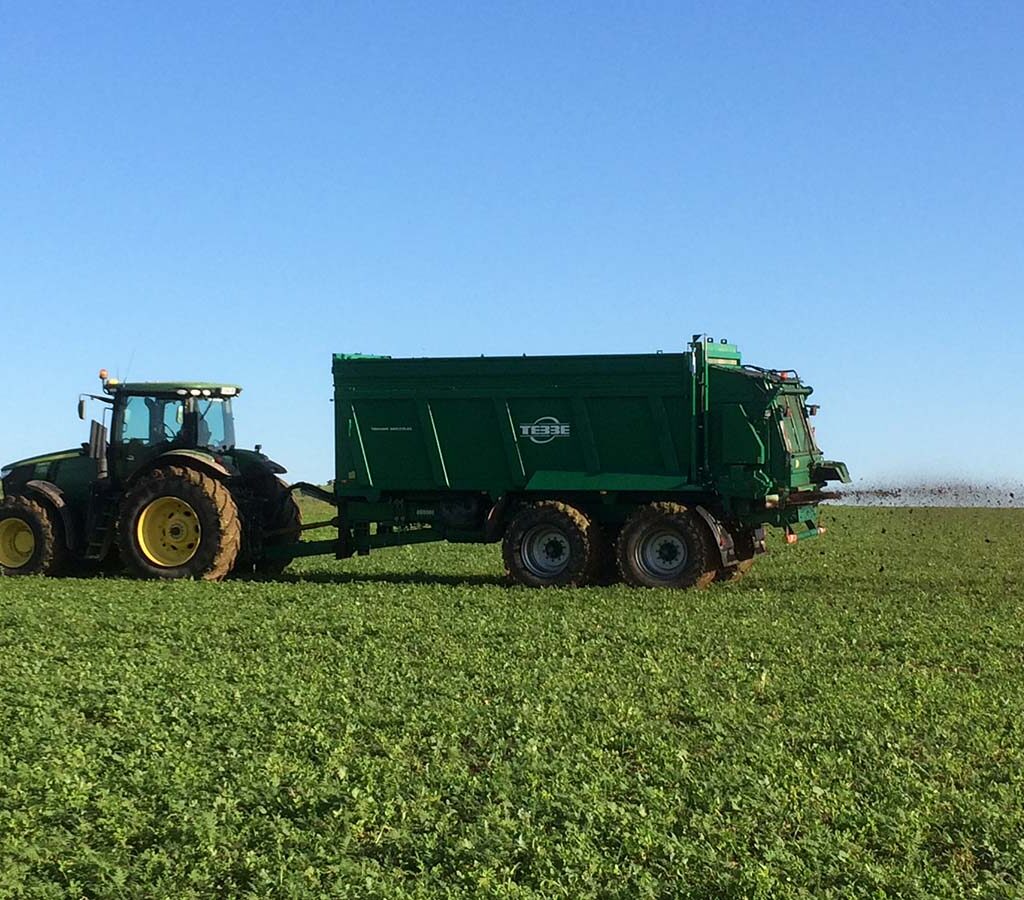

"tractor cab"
[94, 376, 241, 482]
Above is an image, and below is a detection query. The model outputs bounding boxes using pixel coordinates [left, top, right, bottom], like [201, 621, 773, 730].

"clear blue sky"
[2, 2, 1021, 485]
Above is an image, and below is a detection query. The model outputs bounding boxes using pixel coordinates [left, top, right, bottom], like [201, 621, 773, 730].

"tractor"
[0, 372, 300, 580]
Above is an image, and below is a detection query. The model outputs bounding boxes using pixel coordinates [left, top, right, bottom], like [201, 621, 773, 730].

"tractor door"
[111, 395, 189, 482]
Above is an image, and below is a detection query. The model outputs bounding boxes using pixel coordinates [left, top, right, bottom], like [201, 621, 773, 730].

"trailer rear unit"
[313, 336, 849, 588]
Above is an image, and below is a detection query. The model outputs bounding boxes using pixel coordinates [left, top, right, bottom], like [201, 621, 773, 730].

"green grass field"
[1, 506, 1022, 898]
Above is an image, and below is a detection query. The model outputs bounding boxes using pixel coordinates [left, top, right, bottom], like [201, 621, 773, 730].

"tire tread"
[118, 465, 241, 581]
[616, 501, 717, 589]
[502, 500, 600, 588]
[0, 495, 67, 576]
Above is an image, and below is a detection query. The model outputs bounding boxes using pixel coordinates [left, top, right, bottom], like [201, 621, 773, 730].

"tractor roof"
[103, 381, 242, 397]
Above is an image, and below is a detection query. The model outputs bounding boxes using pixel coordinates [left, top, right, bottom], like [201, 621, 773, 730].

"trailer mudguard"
[484, 496, 510, 541]
[694, 505, 738, 568]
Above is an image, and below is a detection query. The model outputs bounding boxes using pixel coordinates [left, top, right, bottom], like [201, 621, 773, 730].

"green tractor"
[0, 372, 300, 580]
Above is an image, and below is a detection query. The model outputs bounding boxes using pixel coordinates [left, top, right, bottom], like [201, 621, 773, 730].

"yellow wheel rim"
[136, 497, 201, 567]
[0, 518, 35, 569]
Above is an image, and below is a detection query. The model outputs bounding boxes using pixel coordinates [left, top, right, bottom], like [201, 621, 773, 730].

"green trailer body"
[326, 337, 849, 585]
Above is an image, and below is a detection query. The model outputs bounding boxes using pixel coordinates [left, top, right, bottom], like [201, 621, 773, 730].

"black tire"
[616, 502, 717, 589]
[118, 465, 241, 581]
[502, 501, 600, 587]
[0, 496, 67, 576]
[715, 528, 758, 583]
[254, 477, 302, 578]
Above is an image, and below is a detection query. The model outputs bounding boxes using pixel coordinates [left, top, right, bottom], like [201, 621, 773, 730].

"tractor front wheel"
[0, 496, 66, 576]
[118, 466, 241, 581]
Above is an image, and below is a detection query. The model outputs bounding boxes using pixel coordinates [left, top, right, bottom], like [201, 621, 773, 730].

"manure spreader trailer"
[0, 337, 849, 588]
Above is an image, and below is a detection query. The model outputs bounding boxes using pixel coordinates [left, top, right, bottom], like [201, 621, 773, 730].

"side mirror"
[806, 405, 820, 417]
[77, 398, 86, 420]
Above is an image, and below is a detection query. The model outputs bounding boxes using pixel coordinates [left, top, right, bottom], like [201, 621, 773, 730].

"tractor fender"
[135, 450, 236, 483]
[694, 505, 738, 568]
[24, 480, 77, 551]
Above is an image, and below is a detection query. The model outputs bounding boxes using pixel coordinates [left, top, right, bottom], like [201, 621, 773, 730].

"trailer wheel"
[503, 501, 600, 587]
[254, 477, 302, 578]
[616, 502, 717, 589]
[0, 496, 67, 576]
[118, 465, 241, 581]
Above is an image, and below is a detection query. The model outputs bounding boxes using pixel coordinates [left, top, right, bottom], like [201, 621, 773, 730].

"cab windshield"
[120, 395, 235, 451]
[196, 398, 235, 450]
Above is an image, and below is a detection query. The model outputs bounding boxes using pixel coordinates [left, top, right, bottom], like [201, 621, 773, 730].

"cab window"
[196, 399, 235, 450]
[121, 396, 185, 446]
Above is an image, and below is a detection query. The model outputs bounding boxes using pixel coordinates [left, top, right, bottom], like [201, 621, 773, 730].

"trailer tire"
[616, 502, 717, 590]
[254, 478, 302, 578]
[118, 465, 241, 581]
[0, 495, 67, 576]
[503, 501, 600, 587]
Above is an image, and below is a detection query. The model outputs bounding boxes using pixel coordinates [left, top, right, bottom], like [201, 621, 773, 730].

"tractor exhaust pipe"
[88, 420, 109, 480]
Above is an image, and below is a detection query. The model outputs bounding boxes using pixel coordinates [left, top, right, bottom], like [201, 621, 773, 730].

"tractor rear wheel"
[0, 496, 66, 576]
[254, 477, 302, 578]
[616, 502, 717, 589]
[502, 501, 600, 587]
[118, 465, 241, 581]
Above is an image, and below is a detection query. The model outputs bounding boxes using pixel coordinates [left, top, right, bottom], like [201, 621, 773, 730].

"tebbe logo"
[519, 416, 571, 445]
